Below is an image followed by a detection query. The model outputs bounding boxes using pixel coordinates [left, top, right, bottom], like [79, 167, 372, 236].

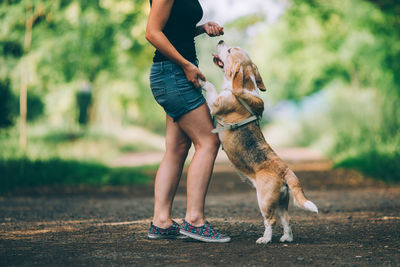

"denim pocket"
[150, 81, 166, 98]
[174, 68, 189, 86]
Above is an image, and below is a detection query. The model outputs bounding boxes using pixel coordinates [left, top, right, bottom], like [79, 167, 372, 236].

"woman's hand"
[201, 22, 224, 37]
[182, 62, 206, 88]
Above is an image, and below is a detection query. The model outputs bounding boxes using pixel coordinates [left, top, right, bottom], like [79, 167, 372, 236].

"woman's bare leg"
[152, 114, 191, 228]
[178, 103, 220, 226]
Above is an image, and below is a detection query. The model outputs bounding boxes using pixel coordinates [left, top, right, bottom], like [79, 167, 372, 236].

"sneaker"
[180, 219, 231, 243]
[148, 220, 188, 239]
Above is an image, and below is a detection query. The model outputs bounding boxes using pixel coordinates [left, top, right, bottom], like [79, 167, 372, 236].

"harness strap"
[236, 97, 258, 119]
[211, 115, 258, 133]
[211, 96, 261, 134]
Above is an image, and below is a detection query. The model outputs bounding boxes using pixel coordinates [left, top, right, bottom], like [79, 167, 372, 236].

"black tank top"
[149, 0, 203, 62]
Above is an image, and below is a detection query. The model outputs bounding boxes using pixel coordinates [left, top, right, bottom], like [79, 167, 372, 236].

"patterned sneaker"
[180, 219, 231, 243]
[148, 221, 188, 239]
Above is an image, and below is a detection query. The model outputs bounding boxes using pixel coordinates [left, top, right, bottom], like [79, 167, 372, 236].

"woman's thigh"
[177, 103, 219, 147]
[165, 114, 191, 154]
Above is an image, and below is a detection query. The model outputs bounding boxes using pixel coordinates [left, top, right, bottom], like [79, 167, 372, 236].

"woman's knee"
[194, 134, 220, 154]
[166, 138, 191, 157]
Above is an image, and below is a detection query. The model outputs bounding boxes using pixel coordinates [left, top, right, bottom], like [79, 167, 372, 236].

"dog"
[199, 40, 318, 244]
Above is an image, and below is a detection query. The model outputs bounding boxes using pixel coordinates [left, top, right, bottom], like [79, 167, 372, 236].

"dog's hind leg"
[276, 184, 293, 242]
[256, 215, 274, 244]
[278, 210, 293, 242]
[255, 174, 283, 244]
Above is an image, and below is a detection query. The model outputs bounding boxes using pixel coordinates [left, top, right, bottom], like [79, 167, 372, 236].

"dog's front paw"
[198, 79, 206, 89]
[279, 234, 293, 243]
[256, 236, 271, 244]
[199, 80, 216, 92]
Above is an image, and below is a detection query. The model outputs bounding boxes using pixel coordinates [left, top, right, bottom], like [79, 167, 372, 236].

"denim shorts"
[149, 60, 206, 122]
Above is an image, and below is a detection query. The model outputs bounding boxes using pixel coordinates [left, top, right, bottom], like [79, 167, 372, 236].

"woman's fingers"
[207, 25, 216, 36]
[198, 71, 206, 82]
[212, 27, 218, 36]
[183, 63, 206, 88]
[193, 70, 206, 88]
[193, 78, 200, 88]
[213, 26, 220, 36]
[205, 22, 224, 37]
[193, 71, 205, 88]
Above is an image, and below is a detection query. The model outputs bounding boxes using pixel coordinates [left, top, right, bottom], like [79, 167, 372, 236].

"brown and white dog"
[200, 40, 318, 244]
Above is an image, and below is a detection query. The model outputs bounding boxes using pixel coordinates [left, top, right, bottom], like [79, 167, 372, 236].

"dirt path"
[1, 151, 400, 266]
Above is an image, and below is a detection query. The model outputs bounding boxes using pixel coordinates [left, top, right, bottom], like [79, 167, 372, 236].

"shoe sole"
[179, 229, 231, 243]
[148, 233, 188, 239]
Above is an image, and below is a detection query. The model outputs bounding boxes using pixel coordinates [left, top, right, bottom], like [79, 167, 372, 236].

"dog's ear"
[231, 63, 243, 94]
[252, 64, 266, 91]
[243, 65, 257, 91]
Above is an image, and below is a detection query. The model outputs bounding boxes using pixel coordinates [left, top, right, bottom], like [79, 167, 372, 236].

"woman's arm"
[146, 0, 205, 88]
[196, 22, 224, 37]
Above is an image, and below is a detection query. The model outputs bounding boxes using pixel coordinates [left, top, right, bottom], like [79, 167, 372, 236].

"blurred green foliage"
[253, 0, 400, 181]
[0, 0, 164, 191]
[0, 125, 162, 163]
[76, 88, 92, 125]
[25, 90, 45, 122]
[0, 0, 165, 132]
[0, 80, 44, 126]
[0, 79, 17, 128]
[0, 0, 399, 188]
[0, 125, 160, 193]
[0, 158, 156, 194]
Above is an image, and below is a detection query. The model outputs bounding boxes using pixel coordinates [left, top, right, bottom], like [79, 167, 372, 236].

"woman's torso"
[150, 0, 203, 62]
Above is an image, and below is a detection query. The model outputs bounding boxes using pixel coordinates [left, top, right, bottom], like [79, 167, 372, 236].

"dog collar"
[212, 95, 261, 133]
[211, 115, 258, 133]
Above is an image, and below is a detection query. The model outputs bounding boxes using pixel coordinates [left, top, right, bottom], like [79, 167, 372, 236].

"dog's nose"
[218, 40, 224, 45]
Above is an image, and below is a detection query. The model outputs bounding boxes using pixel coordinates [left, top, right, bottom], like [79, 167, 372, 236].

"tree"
[251, 0, 400, 180]
[0, 0, 163, 135]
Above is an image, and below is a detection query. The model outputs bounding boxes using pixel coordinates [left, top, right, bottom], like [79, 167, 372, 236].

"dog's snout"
[218, 40, 225, 45]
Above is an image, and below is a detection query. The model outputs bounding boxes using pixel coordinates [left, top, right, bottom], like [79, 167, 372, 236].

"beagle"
[200, 40, 318, 244]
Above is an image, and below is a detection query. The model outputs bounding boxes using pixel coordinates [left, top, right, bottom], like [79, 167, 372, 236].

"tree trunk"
[19, 6, 35, 150]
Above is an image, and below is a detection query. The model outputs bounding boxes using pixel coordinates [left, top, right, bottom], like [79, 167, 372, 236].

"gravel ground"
[1, 161, 400, 266]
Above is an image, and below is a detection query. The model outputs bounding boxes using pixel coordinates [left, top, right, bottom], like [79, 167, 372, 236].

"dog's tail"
[284, 169, 318, 213]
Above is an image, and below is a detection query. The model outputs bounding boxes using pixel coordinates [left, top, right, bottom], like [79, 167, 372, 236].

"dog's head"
[213, 40, 266, 94]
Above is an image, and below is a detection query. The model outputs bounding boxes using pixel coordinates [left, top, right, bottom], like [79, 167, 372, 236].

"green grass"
[0, 127, 127, 162]
[0, 158, 158, 194]
[0, 124, 165, 194]
[0, 123, 164, 161]
[334, 148, 400, 183]
[118, 143, 159, 153]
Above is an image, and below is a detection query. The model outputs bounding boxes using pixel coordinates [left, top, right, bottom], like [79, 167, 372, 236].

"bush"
[26, 92, 45, 122]
[0, 79, 18, 128]
[335, 148, 400, 183]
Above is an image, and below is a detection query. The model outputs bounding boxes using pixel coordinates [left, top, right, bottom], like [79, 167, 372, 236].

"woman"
[145, 0, 230, 242]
